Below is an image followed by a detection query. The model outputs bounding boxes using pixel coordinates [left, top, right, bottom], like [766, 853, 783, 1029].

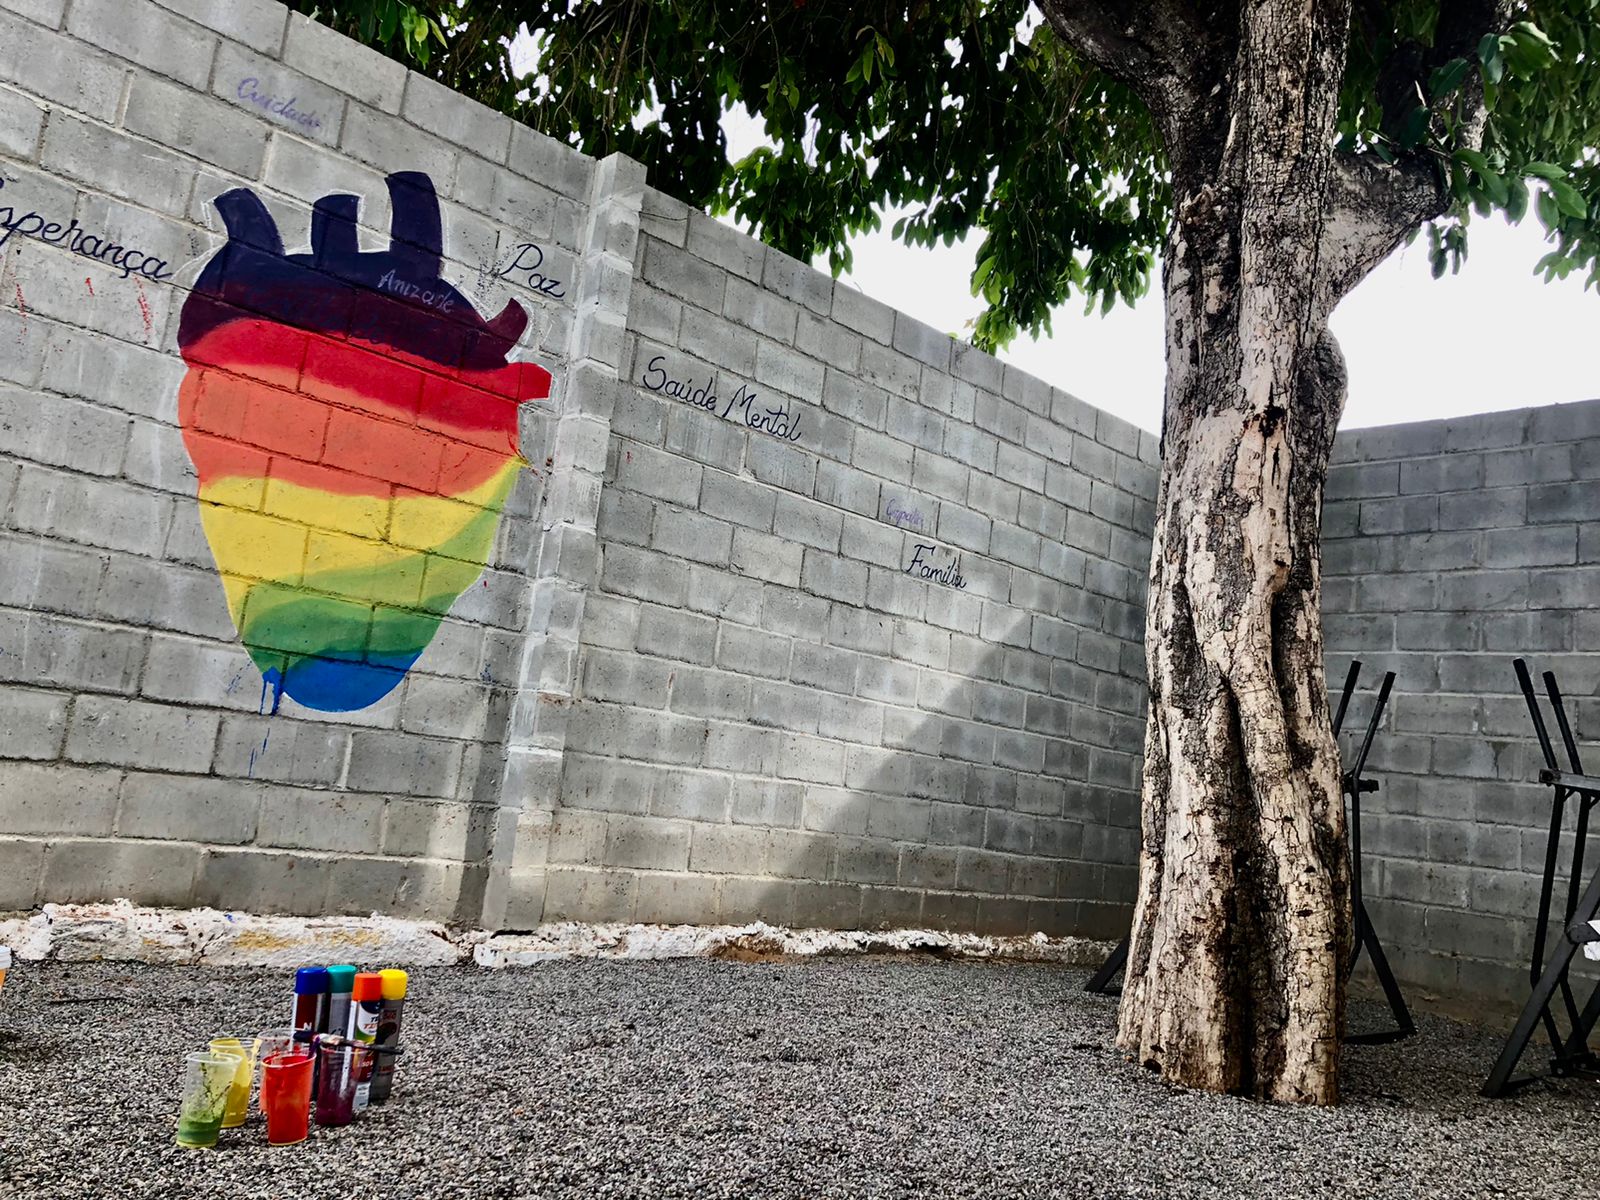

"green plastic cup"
[176, 1050, 241, 1148]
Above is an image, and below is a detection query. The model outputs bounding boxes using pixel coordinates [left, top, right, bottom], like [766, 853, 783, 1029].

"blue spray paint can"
[293, 966, 329, 1089]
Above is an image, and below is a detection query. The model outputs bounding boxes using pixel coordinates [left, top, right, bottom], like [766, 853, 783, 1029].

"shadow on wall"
[768, 603, 1145, 938]
[538, 584, 1148, 939]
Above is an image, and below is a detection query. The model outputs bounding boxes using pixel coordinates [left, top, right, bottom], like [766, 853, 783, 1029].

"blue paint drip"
[243, 653, 414, 716]
[259, 670, 285, 716]
[247, 726, 271, 778]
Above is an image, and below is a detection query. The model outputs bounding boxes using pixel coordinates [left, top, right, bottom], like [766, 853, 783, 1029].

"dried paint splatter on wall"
[176, 172, 551, 712]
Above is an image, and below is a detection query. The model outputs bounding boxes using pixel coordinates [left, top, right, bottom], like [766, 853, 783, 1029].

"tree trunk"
[1115, 1, 1357, 1104]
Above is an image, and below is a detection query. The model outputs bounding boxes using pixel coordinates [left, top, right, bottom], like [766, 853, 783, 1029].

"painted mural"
[176, 172, 551, 712]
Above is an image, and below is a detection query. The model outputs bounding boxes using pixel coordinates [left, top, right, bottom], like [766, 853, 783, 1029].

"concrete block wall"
[531, 187, 1159, 936]
[1, 0, 1161, 934]
[1323, 398, 1600, 1005]
[9, 1, 1594, 1007]
[0, 0, 602, 920]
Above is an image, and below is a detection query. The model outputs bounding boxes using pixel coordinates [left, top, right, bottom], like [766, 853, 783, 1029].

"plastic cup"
[255, 1027, 299, 1064]
[260, 1051, 315, 1146]
[313, 1042, 371, 1127]
[208, 1036, 260, 1128]
[175, 1051, 241, 1148]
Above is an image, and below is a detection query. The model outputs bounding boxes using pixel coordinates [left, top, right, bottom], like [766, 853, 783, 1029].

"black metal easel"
[1085, 661, 1414, 1043]
[1339, 664, 1414, 1043]
[1481, 659, 1600, 1097]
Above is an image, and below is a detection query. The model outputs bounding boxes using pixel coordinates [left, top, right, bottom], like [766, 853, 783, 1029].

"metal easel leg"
[1346, 907, 1415, 1044]
[1083, 935, 1129, 994]
[1343, 670, 1414, 1043]
[1557, 977, 1600, 1070]
[1483, 861, 1600, 1097]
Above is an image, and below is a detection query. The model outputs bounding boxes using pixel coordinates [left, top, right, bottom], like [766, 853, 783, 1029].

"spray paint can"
[323, 964, 357, 1041]
[369, 969, 407, 1104]
[293, 966, 330, 1091]
[322, 964, 357, 1106]
[292, 967, 329, 1039]
[348, 972, 384, 1111]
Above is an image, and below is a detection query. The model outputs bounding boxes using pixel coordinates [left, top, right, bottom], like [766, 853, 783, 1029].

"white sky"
[833, 196, 1599, 434]
[715, 106, 1599, 434]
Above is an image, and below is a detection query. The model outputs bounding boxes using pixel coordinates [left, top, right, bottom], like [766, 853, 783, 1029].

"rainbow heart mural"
[177, 172, 551, 712]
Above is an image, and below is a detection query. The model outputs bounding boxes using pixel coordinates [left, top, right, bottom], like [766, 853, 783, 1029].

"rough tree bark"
[1037, 0, 1505, 1102]
[1121, 0, 1358, 1105]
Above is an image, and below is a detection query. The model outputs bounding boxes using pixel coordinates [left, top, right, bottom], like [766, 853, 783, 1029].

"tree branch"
[1316, 153, 1445, 314]
[1034, 0, 1229, 121]
[1321, 1, 1515, 313]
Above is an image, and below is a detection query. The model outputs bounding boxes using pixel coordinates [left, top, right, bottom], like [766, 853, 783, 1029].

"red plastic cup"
[260, 1051, 314, 1146]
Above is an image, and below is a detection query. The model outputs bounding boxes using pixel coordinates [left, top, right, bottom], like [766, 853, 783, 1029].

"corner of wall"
[480, 152, 647, 929]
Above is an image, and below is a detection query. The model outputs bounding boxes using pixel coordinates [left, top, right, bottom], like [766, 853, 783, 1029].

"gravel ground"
[1, 957, 1597, 1200]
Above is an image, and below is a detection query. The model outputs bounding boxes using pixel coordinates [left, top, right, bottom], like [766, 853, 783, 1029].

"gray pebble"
[1, 959, 1597, 1198]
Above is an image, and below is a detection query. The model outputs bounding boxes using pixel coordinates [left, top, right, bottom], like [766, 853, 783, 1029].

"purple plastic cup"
[313, 1042, 371, 1127]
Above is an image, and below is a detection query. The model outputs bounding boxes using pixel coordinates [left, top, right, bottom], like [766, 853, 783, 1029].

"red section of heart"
[178, 319, 552, 497]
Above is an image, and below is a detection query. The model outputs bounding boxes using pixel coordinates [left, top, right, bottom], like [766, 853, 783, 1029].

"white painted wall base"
[0, 899, 1112, 970]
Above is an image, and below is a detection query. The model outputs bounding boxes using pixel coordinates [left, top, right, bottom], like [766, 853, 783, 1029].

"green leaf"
[1395, 106, 1429, 149]
[1550, 179, 1589, 219]
[1506, 176, 1529, 222]
[1524, 161, 1568, 181]
[1536, 189, 1560, 228]
[1428, 58, 1471, 100]
[1510, 21, 1555, 51]
[971, 256, 996, 296]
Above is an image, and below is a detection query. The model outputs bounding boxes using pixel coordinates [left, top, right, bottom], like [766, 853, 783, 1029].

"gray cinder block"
[67, 0, 217, 88]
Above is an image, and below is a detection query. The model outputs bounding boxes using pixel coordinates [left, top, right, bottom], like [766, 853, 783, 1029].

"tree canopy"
[296, 1, 1598, 350]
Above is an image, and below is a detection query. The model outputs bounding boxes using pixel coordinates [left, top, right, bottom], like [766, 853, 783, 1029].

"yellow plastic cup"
[208, 1037, 260, 1129]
